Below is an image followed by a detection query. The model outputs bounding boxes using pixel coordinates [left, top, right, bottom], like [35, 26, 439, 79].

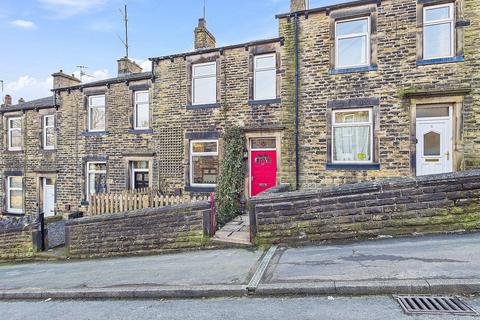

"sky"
[0, 0, 348, 102]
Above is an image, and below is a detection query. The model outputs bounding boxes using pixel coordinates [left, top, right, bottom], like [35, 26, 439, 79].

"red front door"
[251, 150, 277, 196]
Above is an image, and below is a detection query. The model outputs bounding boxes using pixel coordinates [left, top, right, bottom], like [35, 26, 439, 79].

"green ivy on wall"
[215, 126, 246, 228]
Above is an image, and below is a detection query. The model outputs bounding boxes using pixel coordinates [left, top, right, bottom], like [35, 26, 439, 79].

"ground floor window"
[130, 161, 150, 190]
[7, 176, 23, 214]
[190, 140, 219, 187]
[332, 108, 373, 163]
[86, 162, 106, 199]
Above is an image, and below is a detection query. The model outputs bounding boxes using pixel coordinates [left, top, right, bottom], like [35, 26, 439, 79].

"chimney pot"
[18, 98, 25, 104]
[194, 18, 216, 50]
[4, 94, 12, 107]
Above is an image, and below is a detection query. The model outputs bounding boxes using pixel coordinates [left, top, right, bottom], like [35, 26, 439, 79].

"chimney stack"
[51, 70, 81, 89]
[3, 94, 12, 107]
[291, 0, 307, 12]
[194, 18, 216, 50]
[117, 57, 143, 76]
[18, 98, 25, 104]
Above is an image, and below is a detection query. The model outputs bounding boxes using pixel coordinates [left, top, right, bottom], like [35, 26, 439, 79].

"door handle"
[259, 183, 267, 187]
[445, 151, 450, 160]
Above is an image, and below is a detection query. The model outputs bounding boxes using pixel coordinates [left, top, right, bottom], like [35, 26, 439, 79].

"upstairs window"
[7, 117, 22, 151]
[423, 3, 455, 60]
[7, 176, 23, 214]
[88, 95, 106, 132]
[332, 109, 373, 163]
[192, 62, 216, 105]
[134, 91, 150, 130]
[43, 115, 55, 150]
[335, 17, 370, 69]
[254, 53, 276, 100]
[190, 140, 219, 187]
[86, 162, 107, 200]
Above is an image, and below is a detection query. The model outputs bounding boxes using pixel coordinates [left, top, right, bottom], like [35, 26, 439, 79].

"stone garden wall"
[0, 218, 37, 261]
[251, 170, 480, 245]
[66, 201, 212, 259]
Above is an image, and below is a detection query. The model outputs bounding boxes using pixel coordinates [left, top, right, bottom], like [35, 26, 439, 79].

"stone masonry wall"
[66, 202, 210, 258]
[0, 219, 35, 260]
[251, 170, 480, 245]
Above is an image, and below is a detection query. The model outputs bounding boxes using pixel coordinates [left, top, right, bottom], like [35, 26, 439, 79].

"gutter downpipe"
[294, 13, 300, 191]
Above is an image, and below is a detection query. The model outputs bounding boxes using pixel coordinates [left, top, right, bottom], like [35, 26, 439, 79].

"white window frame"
[7, 176, 23, 214]
[335, 16, 371, 69]
[189, 140, 219, 188]
[43, 115, 55, 150]
[88, 95, 106, 132]
[192, 62, 217, 105]
[130, 161, 150, 190]
[7, 117, 22, 151]
[254, 53, 277, 101]
[331, 108, 374, 164]
[86, 161, 107, 200]
[423, 3, 455, 60]
[134, 91, 150, 130]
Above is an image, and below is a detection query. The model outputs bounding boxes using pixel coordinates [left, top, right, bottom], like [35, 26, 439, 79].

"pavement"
[0, 233, 479, 300]
[1, 296, 480, 320]
[214, 214, 251, 245]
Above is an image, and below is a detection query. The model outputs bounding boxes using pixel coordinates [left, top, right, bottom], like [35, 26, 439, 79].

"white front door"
[416, 107, 453, 176]
[43, 178, 55, 217]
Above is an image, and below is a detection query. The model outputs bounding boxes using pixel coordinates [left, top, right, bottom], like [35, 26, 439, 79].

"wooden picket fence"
[87, 188, 209, 216]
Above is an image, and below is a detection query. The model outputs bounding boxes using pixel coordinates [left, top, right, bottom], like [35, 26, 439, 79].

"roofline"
[149, 37, 284, 62]
[53, 72, 152, 93]
[0, 104, 57, 114]
[275, 0, 381, 19]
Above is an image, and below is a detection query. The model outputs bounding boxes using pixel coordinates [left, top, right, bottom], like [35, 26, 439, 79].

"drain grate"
[395, 295, 478, 316]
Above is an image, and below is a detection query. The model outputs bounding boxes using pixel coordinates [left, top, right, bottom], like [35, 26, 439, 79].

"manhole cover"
[395, 295, 478, 316]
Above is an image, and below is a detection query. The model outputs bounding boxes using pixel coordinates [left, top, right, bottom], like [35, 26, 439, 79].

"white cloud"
[72, 68, 110, 82]
[11, 19, 37, 29]
[132, 58, 152, 72]
[37, 0, 107, 18]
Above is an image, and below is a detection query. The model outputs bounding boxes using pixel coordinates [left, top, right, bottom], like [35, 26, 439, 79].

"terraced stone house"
[0, 0, 479, 222]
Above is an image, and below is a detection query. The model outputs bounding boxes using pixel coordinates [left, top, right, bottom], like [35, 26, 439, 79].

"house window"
[88, 95, 106, 132]
[192, 62, 216, 105]
[332, 109, 373, 163]
[7, 176, 23, 214]
[86, 162, 107, 199]
[423, 3, 455, 60]
[43, 115, 55, 150]
[7, 117, 22, 151]
[335, 17, 370, 69]
[254, 53, 276, 100]
[130, 161, 150, 190]
[134, 91, 149, 130]
[190, 140, 219, 187]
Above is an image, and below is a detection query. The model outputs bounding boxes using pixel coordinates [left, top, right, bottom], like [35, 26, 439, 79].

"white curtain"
[334, 126, 370, 161]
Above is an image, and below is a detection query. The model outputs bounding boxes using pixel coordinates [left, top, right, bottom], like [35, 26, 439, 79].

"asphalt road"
[1, 296, 479, 320]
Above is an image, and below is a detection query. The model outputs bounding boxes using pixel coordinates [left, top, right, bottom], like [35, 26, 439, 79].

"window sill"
[5, 149, 23, 153]
[186, 103, 221, 110]
[329, 65, 377, 75]
[185, 186, 215, 193]
[248, 98, 281, 106]
[82, 131, 108, 137]
[2, 211, 25, 217]
[128, 128, 153, 135]
[326, 163, 380, 171]
[417, 56, 464, 66]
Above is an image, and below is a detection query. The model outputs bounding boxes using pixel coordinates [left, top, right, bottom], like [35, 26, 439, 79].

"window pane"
[424, 23, 452, 59]
[193, 77, 216, 104]
[132, 161, 149, 169]
[46, 127, 55, 146]
[417, 107, 449, 118]
[10, 129, 22, 148]
[133, 172, 149, 189]
[10, 118, 21, 129]
[336, 19, 368, 36]
[90, 106, 105, 131]
[424, 131, 441, 156]
[334, 126, 371, 162]
[88, 163, 106, 171]
[251, 138, 276, 149]
[136, 103, 150, 128]
[335, 111, 370, 124]
[90, 95, 105, 107]
[425, 6, 451, 21]
[135, 92, 149, 103]
[192, 155, 218, 184]
[255, 55, 275, 69]
[192, 141, 217, 153]
[9, 190, 23, 210]
[255, 69, 276, 100]
[193, 63, 216, 77]
[88, 173, 106, 195]
[45, 116, 54, 126]
[10, 177, 22, 189]
[337, 36, 367, 67]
